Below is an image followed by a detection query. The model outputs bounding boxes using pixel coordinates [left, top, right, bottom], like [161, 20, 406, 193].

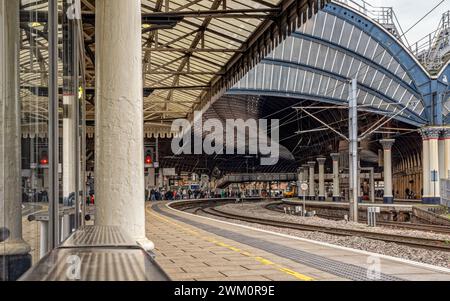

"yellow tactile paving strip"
[146, 204, 345, 281]
[147, 203, 450, 282]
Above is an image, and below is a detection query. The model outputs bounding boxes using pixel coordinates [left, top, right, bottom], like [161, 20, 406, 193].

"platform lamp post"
[348, 78, 359, 222]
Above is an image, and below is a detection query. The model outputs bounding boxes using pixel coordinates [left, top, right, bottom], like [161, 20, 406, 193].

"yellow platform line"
[146, 206, 314, 281]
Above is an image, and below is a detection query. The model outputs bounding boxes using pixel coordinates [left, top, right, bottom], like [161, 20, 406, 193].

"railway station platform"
[146, 202, 450, 281]
[282, 200, 426, 210]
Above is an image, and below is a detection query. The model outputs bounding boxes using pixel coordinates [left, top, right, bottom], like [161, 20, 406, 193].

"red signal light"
[40, 157, 48, 165]
[145, 155, 152, 165]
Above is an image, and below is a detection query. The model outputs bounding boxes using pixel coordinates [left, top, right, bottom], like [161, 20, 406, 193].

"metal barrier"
[334, 0, 406, 42]
[19, 226, 170, 281]
[409, 11, 450, 73]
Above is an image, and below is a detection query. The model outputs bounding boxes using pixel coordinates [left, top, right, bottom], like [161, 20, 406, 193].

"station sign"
[300, 183, 309, 192]
[431, 170, 438, 182]
[163, 168, 176, 176]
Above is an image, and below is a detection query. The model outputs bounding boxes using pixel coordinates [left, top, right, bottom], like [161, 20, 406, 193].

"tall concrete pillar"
[297, 167, 304, 198]
[439, 135, 445, 179]
[369, 167, 375, 203]
[0, 0, 31, 280]
[330, 153, 340, 202]
[308, 161, 316, 200]
[420, 127, 442, 204]
[429, 130, 441, 201]
[95, 0, 153, 250]
[302, 165, 309, 182]
[317, 157, 326, 201]
[421, 131, 430, 200]
[380, 139, 395, 204]
[298, 167, 305, 182]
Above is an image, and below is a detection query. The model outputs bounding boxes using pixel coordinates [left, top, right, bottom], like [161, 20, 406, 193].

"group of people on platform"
[145, 188, 284, 201]
[147, 188, 214, 201]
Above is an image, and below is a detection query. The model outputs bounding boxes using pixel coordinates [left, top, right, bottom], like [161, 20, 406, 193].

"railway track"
[182, 203, 450, 252]
[267, 202, 450, 235]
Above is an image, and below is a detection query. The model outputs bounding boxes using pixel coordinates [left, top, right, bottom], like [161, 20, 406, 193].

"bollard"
[368, 207, 381, 227]
[0, 227, 10, 242]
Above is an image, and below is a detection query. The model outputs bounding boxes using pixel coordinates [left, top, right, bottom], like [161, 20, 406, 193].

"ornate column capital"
[330, 153, 340, 161]
[420, 127, 441, 140]
[440, 127, 450, 139]
[380, 139, 395, 150]
[307, 161, 316, 168]
[317, 157, 326, 165]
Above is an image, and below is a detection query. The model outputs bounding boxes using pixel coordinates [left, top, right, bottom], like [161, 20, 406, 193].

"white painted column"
[297, 167, 304, 198]
[298, 167, 304, 183]
[429, 130, 441, 201]
[302, 164, 309, 198]
[421, 131, 430, 200]
[420, 127, 442, 204]
[439, 134, 445, 179]
[302, 165, 309, 183]
[330, 153, 340, 202]
[0, 0, 31, 256]
[308, 161, 316, 200]
[95, 0, 153, 250]
[317, 157, 326, 201]
[369, 167, 375, 203]
[380, 139, 395, 204]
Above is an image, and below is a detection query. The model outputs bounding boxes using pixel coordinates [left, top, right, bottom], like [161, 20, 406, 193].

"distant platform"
[281, 199, 438, 210]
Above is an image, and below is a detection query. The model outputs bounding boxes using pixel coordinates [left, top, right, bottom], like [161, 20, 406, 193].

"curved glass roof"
[231, 4, 428, 126]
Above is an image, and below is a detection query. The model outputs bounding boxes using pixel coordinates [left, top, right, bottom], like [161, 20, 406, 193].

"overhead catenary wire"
[398, 0, 448, 39]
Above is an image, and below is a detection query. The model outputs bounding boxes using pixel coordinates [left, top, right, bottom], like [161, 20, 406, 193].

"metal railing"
[335, 1, 450, 73]
[410, 11, 450, 73]
[334, 0, 407, 44]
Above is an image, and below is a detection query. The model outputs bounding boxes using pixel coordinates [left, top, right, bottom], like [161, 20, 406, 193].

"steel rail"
[204, 207, 450, 251]
[172, 200, 450, 252]
[266, 202, 450, 235]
